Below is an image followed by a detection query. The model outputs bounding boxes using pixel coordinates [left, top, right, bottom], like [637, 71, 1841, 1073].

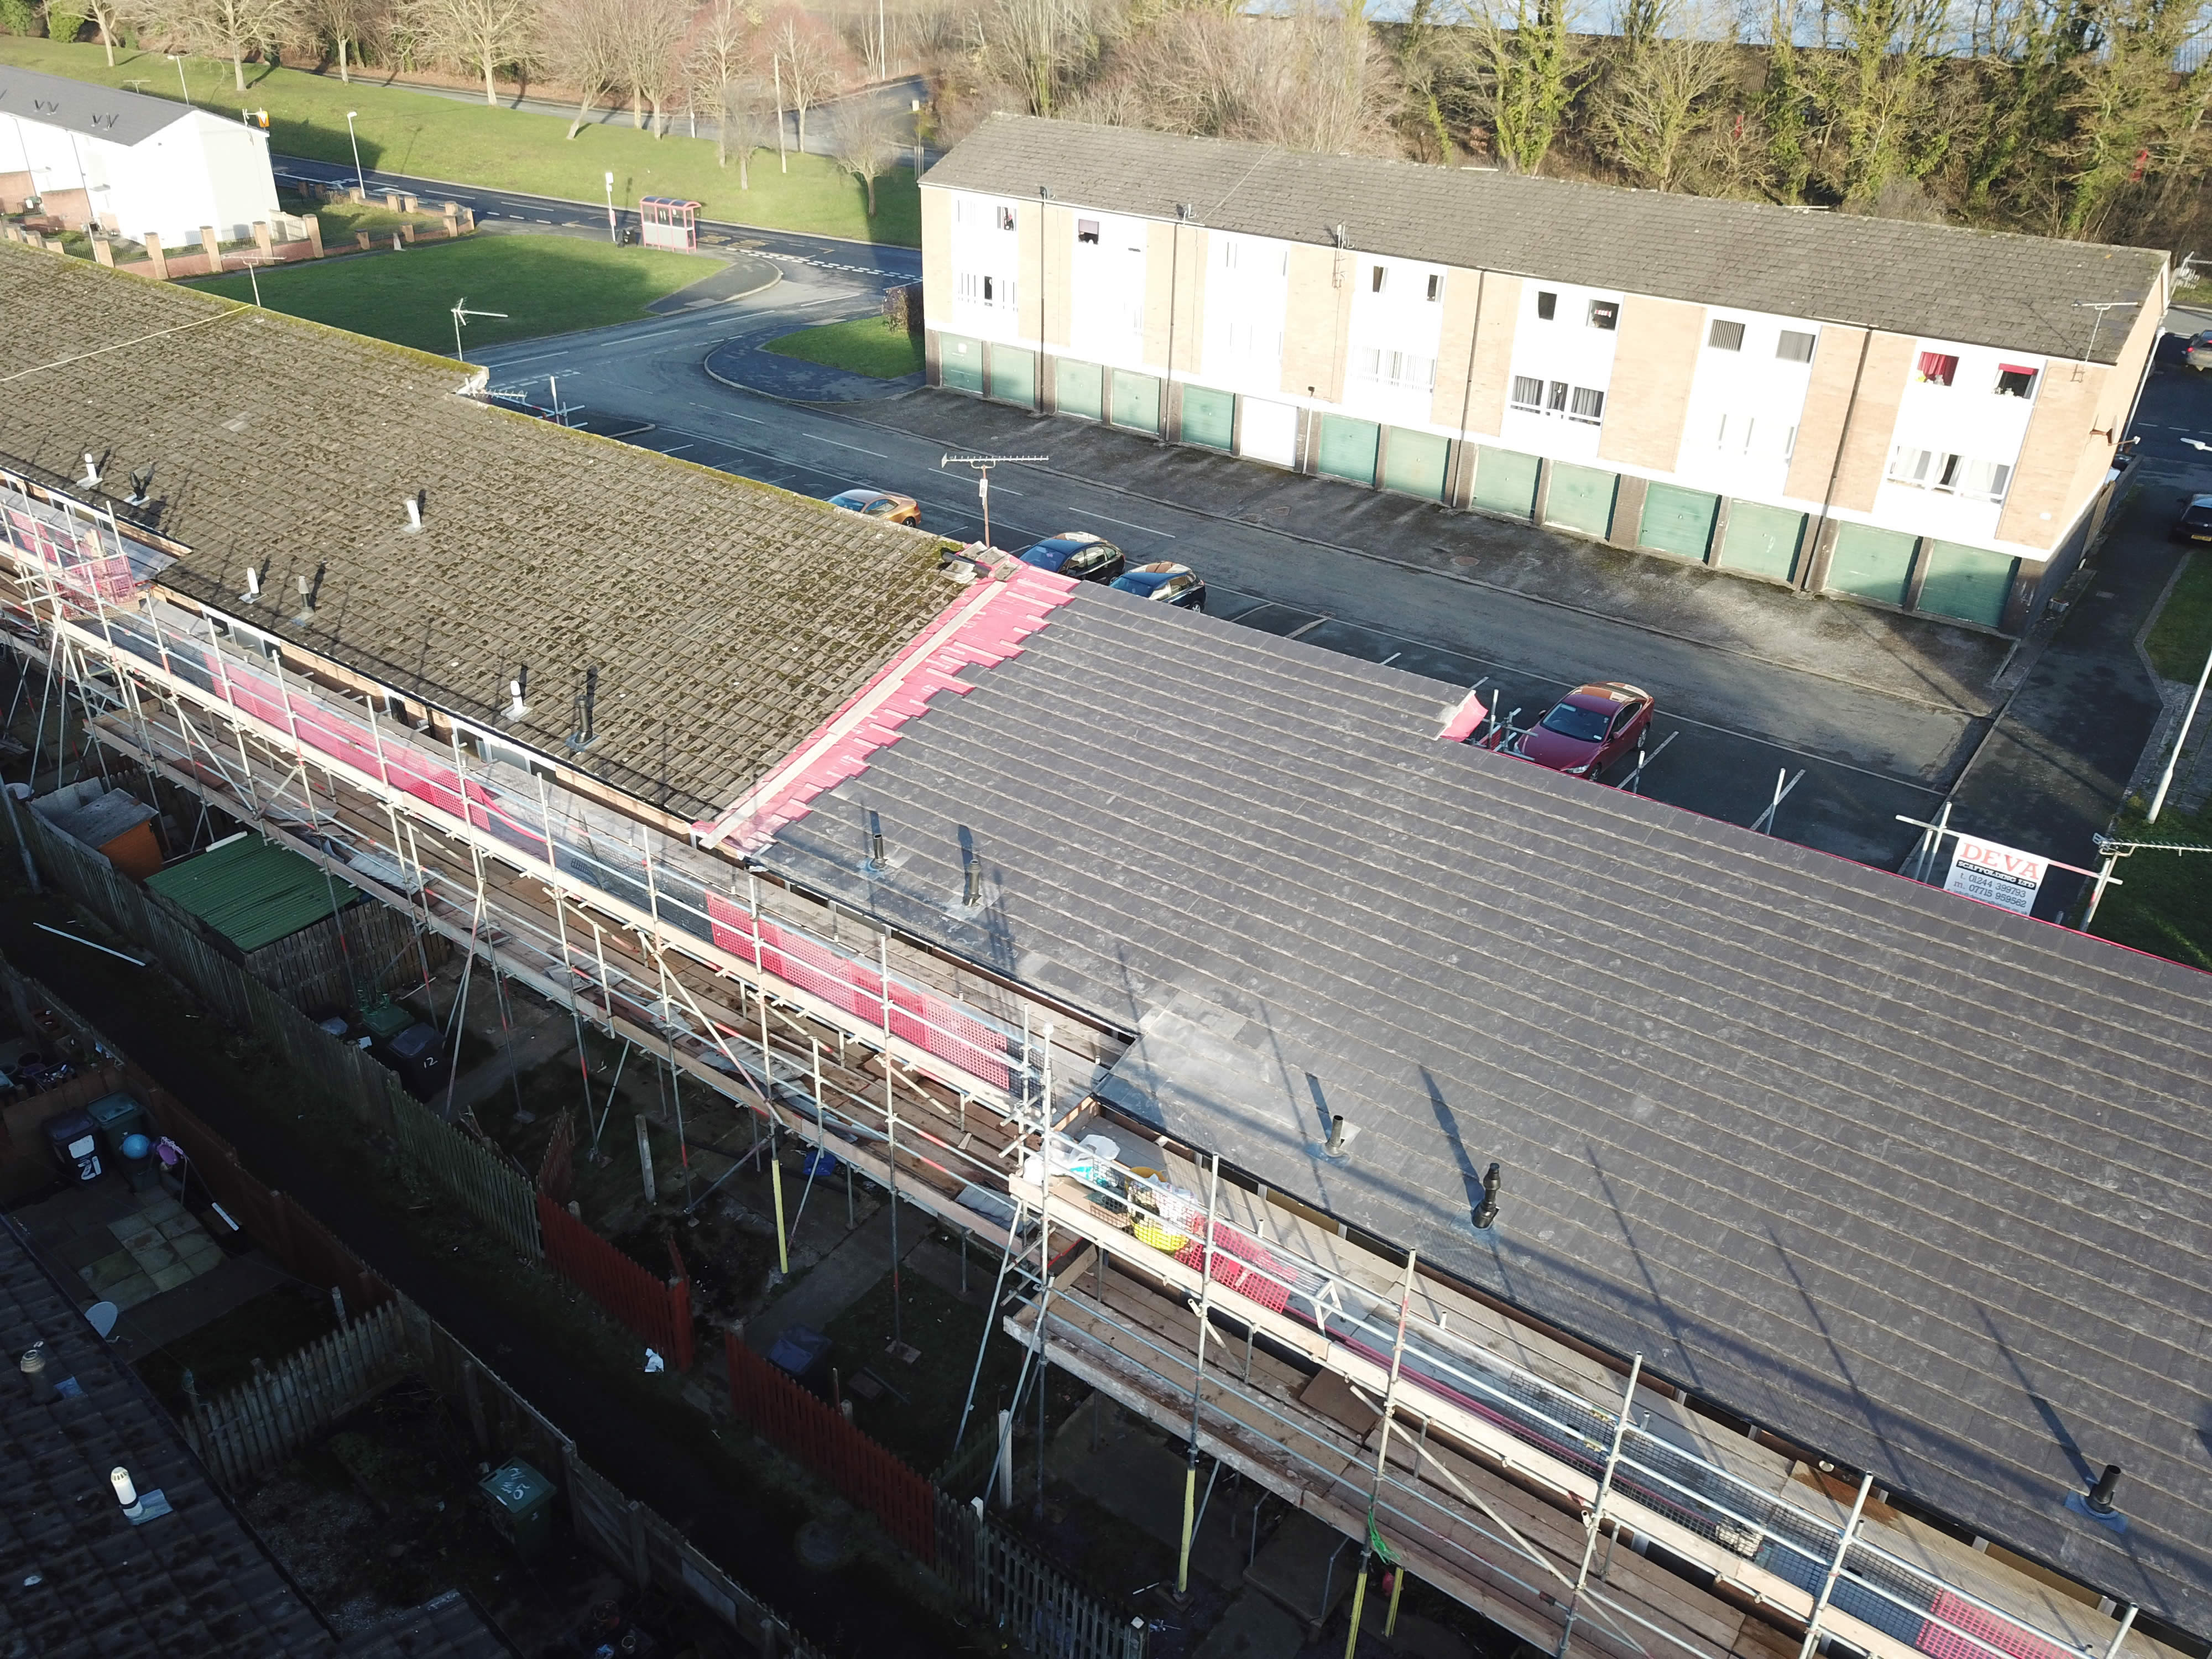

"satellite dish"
[85, 1302, 119, 1340]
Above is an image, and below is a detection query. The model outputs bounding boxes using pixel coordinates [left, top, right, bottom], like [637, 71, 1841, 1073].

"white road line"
[800, 434, 889, 458]
[1285, 617, 1329, 640]
[1067, 509, 1174, 538]
[654, 444, 694, 455]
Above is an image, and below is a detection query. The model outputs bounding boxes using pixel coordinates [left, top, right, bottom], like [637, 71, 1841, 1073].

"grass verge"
[0, 38, 917, 246]
[2145, 548, 2212, 684]
[765, 315, 926, 379]
[2089, 804, 2212, 971]
[189, 233, 714, 353]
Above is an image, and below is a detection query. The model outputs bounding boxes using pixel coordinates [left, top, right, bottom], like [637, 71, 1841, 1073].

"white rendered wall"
[1339, 250, 1449, 429]
[1198, 231, 1289, 394]
[1497, 278, 1623, 463]
[1674, 309, 1819, 503]
[945, 191, 1025, 345]
[1066, 210, 1150, 371]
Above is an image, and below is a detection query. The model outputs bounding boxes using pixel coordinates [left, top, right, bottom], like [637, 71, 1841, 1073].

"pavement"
[743, 1194, 925, 1353]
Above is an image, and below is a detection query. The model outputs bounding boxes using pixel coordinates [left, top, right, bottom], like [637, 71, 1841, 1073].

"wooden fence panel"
[182, 1301, 411, 1488]
[937, 1494, 1148, 1659]
[390, 1088, 542, 1259]
[537, 1194, 691, 1369]
[535, 1109, 575, 1206]
[724, 1331, 936, 1564]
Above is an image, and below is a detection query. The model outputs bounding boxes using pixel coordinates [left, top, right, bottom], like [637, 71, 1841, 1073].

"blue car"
[1110, 562, 1206, 612]
[1019, 531, 1124, 583]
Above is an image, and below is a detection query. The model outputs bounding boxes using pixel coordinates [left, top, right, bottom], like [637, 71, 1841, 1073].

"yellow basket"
[1131, 1214, 1188, 1254]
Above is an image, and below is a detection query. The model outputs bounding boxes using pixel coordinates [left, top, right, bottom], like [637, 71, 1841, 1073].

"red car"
[1504, 682, 1654, 779]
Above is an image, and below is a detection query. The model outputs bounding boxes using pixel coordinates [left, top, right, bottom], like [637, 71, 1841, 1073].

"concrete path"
[743, 1193, 925, 1352]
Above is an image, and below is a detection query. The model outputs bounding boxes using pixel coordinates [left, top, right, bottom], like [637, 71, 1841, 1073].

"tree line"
[9, 0, 2206, 245]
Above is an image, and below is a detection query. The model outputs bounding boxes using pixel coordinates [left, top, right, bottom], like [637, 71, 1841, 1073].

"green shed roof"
[145, 835, 357, 953]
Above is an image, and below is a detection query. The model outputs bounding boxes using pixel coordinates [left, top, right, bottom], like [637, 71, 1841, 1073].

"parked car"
[1110, 562, 1207, 611]
[827, 488, 921, 526]
[1507, 682, 1655, 779]
[2185, 330, 2212, 372]
[1019, 531, 1125, 582]
[2174, 493, 2212, 542]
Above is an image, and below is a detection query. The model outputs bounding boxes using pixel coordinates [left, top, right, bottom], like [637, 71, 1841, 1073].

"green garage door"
[1720, 502, 1806, 583]
[1112, 369, 1161, 434]
[1473, 447, 1540, 518]
[1056, 359, 1103, 420]
[1181, 385, 1235, 450]
[1639, 484, 1719, 561]
[987, 345, 1035, 407]
[1917, 541, 2017, 628]
[1826, 523, 1918, 607]
[939, 333, 983, 394]
[1382, 428, 1451, 500]
[1317, 415, 1381, 485]
[1545, 463, 1617, 538]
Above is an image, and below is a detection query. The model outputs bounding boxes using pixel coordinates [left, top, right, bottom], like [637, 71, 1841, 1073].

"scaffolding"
[0, 468, 2170, 1659]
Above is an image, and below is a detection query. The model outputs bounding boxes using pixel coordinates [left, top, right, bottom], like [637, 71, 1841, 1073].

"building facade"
[1, 64, 279, 244]
[920, 117, 2169, 634]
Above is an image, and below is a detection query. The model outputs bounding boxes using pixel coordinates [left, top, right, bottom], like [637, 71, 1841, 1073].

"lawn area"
[0, 38, 916, 247]
[2145, 549, 2212, 682]
[189, 233, 714, 353]
[822, 1259, 1027, 1477]
[765, 315, 925, 379]
[2088, 803, 2212, 971]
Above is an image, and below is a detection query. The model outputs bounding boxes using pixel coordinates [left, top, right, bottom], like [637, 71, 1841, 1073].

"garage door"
[1317, 415, 1380, 485]
[1639, 484, 1719, 561]
[1382, 429, 1451, 500]
[1472, 447, 1539, 518]
[1112, 370, 1161, 434]
[1056, 359, 1103, 421]
[1719, 502, 1805, 583]
[1916, 541, 2017, 627]
[939, 333, 983, 394]
[1826, 523, 1918, 607]
[987, 346, 1035, 408]
[1545, 463, 1616, 538]
[1238, 399, 1298, 468]
[1181, 385, 1235, 450]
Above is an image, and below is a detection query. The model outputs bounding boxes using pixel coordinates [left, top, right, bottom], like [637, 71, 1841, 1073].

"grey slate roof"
[757, 585, 2212, 1639]
[0, 65, 191, 148]
[925, 116, 2167, 365]
[0, 243, 959, 821]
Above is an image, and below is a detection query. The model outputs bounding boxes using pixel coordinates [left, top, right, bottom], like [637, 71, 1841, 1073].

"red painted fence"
[536, 1194, 694, 1370]
[724, 1331, 936, 1564]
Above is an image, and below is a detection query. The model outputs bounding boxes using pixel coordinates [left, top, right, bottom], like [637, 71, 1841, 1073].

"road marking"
[800, 434, 888, 458]
[1068, 509, 1175, 538]
[654, 444, 694, 455]
[1285, 617, 1329, 640]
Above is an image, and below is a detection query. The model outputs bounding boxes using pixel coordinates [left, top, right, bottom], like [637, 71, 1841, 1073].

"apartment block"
[920, 117, 2169, 634]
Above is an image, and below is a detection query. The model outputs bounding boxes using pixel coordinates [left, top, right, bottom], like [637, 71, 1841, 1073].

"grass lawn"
[189, 233, 714, 353]
[765, 315, 925, 379]
[0, 38, 916, 247]
[2145, 548, 2212, 683]
[2088, 803, 2212, 971]
[822, 1260, 1027, 1477]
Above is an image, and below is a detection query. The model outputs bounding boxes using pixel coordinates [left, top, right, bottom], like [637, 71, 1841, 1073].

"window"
[1916, 351, 1958, 385]
[1357, 348, 1437, 390]
[1536, 291, 1557, 321]
[1888, 447, 2013, 502]
[1708, 320, 1745, 352]
[1588, 300, 1619, 331]
[956, 272, 1013, 309]
[995, 205, 1016, 231]
[1077, 218, 1100, 244]
[1995, 364, 2038, 399]
[1371, 265, 1387, 293]
[1889, 446, 1935, 485]
[1569, 387, 1605, 424]
[1548, 380, 1569, 413]
[1511, 374, 1545, 411]
[1777, 330, 1816, 363]
[1426, 273, 1443, 302]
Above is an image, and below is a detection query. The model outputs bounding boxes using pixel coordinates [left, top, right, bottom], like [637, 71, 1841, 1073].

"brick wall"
[1599, 294, 1705, 471]
[1142, 220, 1207, 374]
[1281, 242, 1353, 403]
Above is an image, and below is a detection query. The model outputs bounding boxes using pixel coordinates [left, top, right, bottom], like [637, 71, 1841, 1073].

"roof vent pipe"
[79, 452, 100, 488]
[2086, 1464, 2122, 1514]
[19, 1343, 54, 1404]
[1324, 1114, 1348, 1156]
[1472, 1161, 1501, 1230]
[401, 494, 422, 533]
[242, 565, 260, 603]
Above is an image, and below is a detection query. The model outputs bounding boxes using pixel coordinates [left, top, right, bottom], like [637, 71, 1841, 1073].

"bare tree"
[721, 76, 778, 181]
[2059, 0, 2212, 237]
[295, 0, 390, 79]
[79, 0, 137, 64]
[615, 0, 690, 132]
[964, 0, 1113, 116]
[144, 0, 300, 91]
[831, 91, 896, 212]
[685, 0, 763, 159]
[770, 5, 846, 149]
[1452, 0, 1589, 173]
[538, 0, 624, 134]
[1590, 2, 1736, 190]
[1819, 0, 1951, 207]
[403, 0, 538, 103]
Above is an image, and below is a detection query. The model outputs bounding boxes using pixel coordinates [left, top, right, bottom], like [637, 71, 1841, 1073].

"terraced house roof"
[758, 585, 2212, 1642]
[0, 64, 191, 148]
[0, 244, 959, 819]
[924, 117, 2168, 364]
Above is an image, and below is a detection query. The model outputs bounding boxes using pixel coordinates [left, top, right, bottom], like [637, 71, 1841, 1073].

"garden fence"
[538, 1194, 693, 1370]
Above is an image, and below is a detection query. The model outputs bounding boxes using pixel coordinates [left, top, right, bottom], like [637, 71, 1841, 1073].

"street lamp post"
[604, 171, 617, 244]
[345, 111, 363, 192]
[166, 54, 189, 106]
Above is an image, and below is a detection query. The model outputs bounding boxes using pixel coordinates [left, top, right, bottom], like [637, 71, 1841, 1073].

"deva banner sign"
[1944, 836, 2049, 916]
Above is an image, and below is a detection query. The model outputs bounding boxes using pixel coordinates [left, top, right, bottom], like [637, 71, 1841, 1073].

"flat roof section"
[147, 834, 361, 953]
[0, 244, 959, 821]
[924, 117, 2167, 366]
[754, 585, 2212, 1639]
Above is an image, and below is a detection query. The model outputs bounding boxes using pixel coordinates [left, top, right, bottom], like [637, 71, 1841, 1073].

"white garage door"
[1237, 398, 1299, 468]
